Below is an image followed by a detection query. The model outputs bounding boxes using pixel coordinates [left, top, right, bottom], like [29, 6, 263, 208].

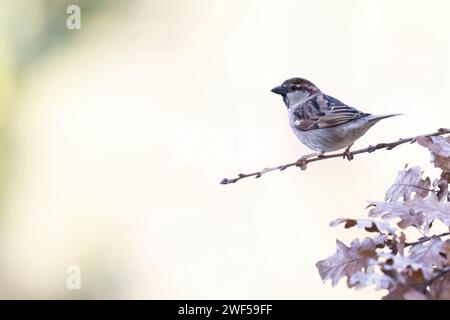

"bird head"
[271, 77, 321, 108]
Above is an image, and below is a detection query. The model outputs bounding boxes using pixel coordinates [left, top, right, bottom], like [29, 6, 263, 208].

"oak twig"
[404, 232, 450, 248]
[220, 128, 450, 185]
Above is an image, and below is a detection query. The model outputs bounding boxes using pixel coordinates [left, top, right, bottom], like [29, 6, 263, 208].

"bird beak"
[271, 85, 287, 95]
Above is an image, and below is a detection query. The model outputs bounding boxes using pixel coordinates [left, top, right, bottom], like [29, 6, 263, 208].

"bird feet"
[342, 144, 354, 161]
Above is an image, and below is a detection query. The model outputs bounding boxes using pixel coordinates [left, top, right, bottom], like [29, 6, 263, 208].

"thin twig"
[404, 232, 450, 248]
[220, 128, 450, 185]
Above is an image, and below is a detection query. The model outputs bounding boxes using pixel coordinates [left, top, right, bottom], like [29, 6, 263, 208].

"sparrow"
[271, 77, 399, 162]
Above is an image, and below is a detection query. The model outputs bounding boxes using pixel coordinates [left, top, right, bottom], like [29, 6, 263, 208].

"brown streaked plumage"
[271, 77, 400, 154]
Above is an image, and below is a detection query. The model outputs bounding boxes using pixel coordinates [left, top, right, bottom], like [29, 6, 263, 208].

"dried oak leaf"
[417, 135, 450, 172]
[369, 194, 450, 231]
[316, 238, 378, 288]
[408, 236, 445, 268]
[382, 283, 427, 300]
[427, 271, 450, 300]
[380, 253, 434, 281]
[330, 218, 397, 234]
[385, 165, 431, 202]
[349, 270, 393, 290]
[368, 200, 425, 230]
[403, 290, 428, 300]
[440, 240, 450, 266]
[434, 172, 450, 201]
[407, 268, 427, 285]
[396, 232, 406, 256]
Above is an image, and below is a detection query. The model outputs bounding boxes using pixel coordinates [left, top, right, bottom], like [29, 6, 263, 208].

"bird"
[271, 77, 400, 164]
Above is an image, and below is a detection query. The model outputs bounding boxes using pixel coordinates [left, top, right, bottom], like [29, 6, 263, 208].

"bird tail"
[366, 113, 402, 123]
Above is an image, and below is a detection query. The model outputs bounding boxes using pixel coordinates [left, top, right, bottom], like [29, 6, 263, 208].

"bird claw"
[342, 144, 354, 161]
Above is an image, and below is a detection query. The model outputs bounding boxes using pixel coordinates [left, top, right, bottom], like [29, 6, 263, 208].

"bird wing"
[293, 94, 369, 131]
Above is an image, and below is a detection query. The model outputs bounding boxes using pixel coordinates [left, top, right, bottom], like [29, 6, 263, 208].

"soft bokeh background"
[0, 0, 448, 299]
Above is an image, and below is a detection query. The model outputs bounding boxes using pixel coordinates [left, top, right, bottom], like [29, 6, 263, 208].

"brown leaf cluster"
[317, 135, 450, 299]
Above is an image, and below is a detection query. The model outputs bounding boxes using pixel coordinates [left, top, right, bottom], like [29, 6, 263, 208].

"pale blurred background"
[0, 0, 448, 299]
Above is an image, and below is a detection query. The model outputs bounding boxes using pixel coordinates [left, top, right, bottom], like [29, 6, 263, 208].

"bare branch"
[220, 128, 450, 185]
[404, 232, 450, 248]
